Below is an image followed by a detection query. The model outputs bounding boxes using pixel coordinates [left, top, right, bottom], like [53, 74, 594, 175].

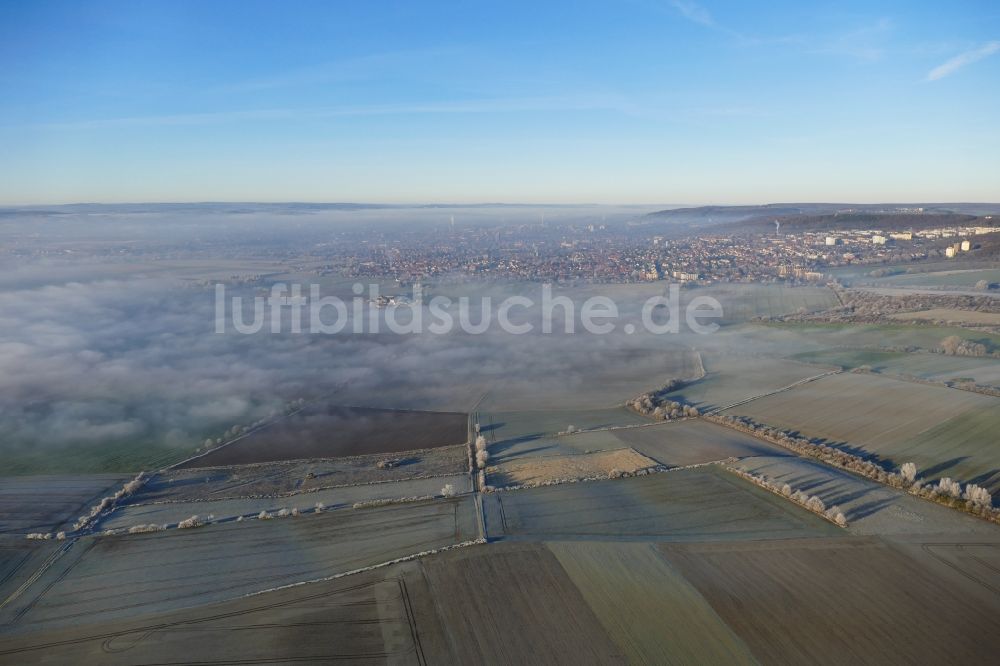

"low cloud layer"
[0, 274, 695, 466]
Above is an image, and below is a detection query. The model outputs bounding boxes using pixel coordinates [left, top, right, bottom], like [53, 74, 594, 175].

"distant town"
[315, 216, 1000, 286]
[3, 205, 997, 288]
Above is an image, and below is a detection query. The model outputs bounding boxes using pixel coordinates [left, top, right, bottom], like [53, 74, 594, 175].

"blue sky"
[1, 0, 998, 204]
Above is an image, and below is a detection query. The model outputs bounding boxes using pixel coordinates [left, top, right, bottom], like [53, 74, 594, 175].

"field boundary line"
[704, 414, 1000, 526]
[474, 493, 486, 541]
[556, 417, 698, 436]
[709, 369, 841, 414]
[488, 457, 735, 494]
[239, 538, 487, 600]
[719, 464, 848, 528]
[121, 472, 470, 507]
[164, 404, 310, 472]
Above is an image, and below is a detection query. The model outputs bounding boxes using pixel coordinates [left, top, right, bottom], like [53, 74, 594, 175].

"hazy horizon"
[4, 199, 1000, 209]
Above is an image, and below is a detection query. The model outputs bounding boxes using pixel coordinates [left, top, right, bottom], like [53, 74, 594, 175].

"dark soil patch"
[176, 405, 467, 469]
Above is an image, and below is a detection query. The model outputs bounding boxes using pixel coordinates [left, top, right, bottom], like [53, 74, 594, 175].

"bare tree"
[441, 483, 456, 497]
[128, 523, 166, 534]
[941, 335, 962, 355]
[941, 335, 988, 357]
[829, 508, 848, 526]
[936, 477, 962, 498]
[964, 484, 992, 507]
[806, 495, 826, 513]
[177, 515, 203, 529]
[900, 462, 917, 483]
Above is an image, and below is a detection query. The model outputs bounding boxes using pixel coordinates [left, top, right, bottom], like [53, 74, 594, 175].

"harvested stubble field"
[547, 541, 756, 664]
[0, 474, 128, 534]
[3, 496, 478, 632]
[791, 348, 1000, 385]
[664, 355, 828, 412]
[99, 474, 472, 531]
[875, 267, 1000, 288]
[857, 285, 1000, 298]
[420, 541, 626, 664]
[661, 537, 1000, 665]
[726, 371, 1000, 492]
[0, 559, 458, 665]
[790, 347, 909, 369]
[175, 404, 468, 469]
[888, 308, 1000, 326]
[138, 445, 468, 502]
[487, 448, 656, 487]
[731, 456, 1000, 537]
[489, 467, 840, 540]
[881, 356, 1000, 385]
[610, 419, 790, 467]
[763, 321, 1000, 353]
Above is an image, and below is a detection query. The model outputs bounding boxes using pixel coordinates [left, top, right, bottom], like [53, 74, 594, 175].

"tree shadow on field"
[680, 397, 719, 412]
[767, 459, 889, 507]
[847, 495, 898, 520]
[808, 436, 868, 460]
[490, 434, 542, 455]
[825, 486, 882, 508]
[492, 445, 560, 462]
[807, 436, 901, 473]
[490, 434, 571, 461]
[968, 468, 1000, 491]
[918, 456, 971, 482]
[480, 422, 504, 433]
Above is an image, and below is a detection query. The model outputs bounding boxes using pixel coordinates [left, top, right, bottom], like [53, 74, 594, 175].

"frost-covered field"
[610, 419, 790, 467]
[731, 455, 999, 536]
[4, 497, 479, 632]
[487, 468, 839, 540]
[0, 475, 128, 535]
[98, 474, 472, 531]
[664, 355, 827, 411]
[727, 372, 1000, 492]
